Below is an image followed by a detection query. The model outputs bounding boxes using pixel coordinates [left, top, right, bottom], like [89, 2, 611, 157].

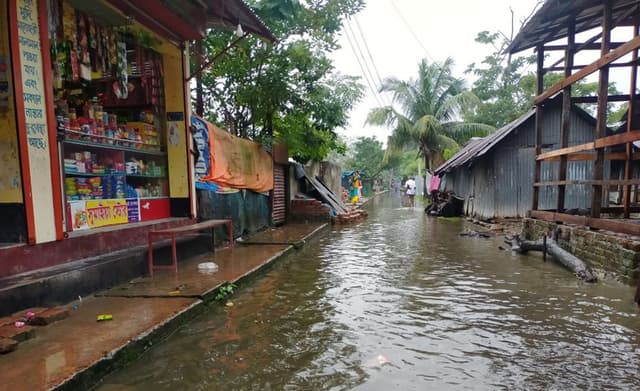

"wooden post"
[558, 21, 575, 212]
[533, 45, 545, 211]
[592, 0, 612, 218]
[194, 40, 204, 117]
[624, 22, 639, 218]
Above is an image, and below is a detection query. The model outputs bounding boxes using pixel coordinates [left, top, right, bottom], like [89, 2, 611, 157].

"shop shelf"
[64, 171, 124, 177]
[64, 139, 166, 156]
[126, 174, 167, 179]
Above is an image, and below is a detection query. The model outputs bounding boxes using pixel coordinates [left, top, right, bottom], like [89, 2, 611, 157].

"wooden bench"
[148, 220, 233, 275]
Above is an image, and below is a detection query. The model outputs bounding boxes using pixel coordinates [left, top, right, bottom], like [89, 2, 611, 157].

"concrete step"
[0, 236, 211, 317]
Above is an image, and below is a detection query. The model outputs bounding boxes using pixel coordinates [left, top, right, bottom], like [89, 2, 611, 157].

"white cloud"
[330, 0, 542, 146]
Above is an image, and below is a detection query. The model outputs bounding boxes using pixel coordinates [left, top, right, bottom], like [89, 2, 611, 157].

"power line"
[388, 0, 434, 62]
[351, 16, 391, 106]
[345, 19, 382, 96]
[343, 19, 385, 107]
[353, 15, 384, 87]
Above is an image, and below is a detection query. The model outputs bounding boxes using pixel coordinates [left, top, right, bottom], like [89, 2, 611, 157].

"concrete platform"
[0, 223, 326, 391]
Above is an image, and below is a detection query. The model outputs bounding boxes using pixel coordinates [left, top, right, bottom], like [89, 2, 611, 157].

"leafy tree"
[194, 0, 365, 163]
[467, 30, 622, 128]
[465, 31, 535, 128]
[366, 57, 493, 193]
[345, 137, 385, 179]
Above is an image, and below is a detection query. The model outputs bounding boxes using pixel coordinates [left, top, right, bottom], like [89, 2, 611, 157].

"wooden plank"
[536, 142, 595, 160]
[530, 210, 640, 236]
[545, 60, 640, 72]
[558, 21, 575, 212]
[537, 131, 640, 161]
[543, 42, 625, 51]
[572, 94, 630, 103]
[594, 129, 640, 147]
[624, 22, 639, 218]
[535, 31, 640, 105]
[532, 45, 544, 212]
[543, 152, 639, 161]
[534, 179, 640, 187]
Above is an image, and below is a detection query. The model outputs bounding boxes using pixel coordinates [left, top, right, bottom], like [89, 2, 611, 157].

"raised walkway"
[0, 223, 327, 391]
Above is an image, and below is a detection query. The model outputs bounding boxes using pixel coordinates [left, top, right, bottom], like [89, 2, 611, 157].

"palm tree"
[366, 57, 493, 194]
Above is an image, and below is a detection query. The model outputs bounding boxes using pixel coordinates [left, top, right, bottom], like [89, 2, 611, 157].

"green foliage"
[214, 283, 237, 301]
[345, 137, 385, 179]
[465, 31, 536, 128]
[367, 58, 493, 174]
[466, 30, 622, 128]
[194, 0, 365, 164]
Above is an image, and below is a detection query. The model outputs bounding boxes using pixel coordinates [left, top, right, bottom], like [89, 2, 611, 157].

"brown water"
[98, 195, 640, 390]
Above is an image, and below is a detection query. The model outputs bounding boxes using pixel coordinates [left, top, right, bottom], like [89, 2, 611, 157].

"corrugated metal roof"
[434, 109, 536, 175]
[435, 98, 598, 176]
[509, 0, 640, 54]
[206, 0, 276, 42]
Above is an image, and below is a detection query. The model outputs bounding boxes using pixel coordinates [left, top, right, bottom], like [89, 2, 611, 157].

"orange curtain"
[198, 117, 273, 192]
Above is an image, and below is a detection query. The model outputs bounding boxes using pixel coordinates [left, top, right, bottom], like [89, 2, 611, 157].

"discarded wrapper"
[97, 314, 113, 321]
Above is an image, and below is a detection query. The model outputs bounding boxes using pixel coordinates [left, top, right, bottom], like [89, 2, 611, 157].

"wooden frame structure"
[510, 0, 640, 235]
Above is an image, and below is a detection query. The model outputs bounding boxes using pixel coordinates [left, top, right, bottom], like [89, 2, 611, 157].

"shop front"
[0, 0, 273, 277]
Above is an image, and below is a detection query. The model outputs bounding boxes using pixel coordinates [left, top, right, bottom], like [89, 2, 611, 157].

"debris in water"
[363, 354, 390, 368]
[459, 229, 493, 239]
[198, 262, 219, 274]
[226, 301, 234, 307]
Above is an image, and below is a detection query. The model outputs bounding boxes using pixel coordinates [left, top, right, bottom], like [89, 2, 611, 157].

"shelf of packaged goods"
[63, 139, 166, 156]
[138, 196, 169, 200]
[126, 174, 167, 179]
[64, 171, 124, 177]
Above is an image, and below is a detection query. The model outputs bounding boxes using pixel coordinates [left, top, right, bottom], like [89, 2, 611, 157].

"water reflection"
[99, 195, 640, 390]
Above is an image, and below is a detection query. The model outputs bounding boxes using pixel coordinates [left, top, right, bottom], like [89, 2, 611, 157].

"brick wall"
[523, 218, 640, 284]
[290, 199, 331, 222]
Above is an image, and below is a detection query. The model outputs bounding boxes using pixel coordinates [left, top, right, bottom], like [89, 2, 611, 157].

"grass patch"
[437, 216, 463, 222]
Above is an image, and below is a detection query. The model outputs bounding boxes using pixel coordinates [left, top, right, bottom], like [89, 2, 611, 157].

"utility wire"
[343, 20, 385, 107]
[353, 15, 384, 87]
[345, 19, 383, 101]
[388, 0, 434, 62]
[351, 16, 391, 106]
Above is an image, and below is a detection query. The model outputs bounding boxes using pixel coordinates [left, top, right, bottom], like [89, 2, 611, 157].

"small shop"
[0, 0, 26, 244]
[0, 0, 274, 282]
[4, 0, 202, 243]
[50, 1, 176, 231]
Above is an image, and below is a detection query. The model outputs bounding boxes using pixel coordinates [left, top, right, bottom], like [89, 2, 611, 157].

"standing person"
[349, 173, 359, 205]
[405, 176, 416, 207]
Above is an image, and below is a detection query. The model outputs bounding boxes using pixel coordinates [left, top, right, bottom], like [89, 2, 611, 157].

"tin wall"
[441, 106, 605, 219]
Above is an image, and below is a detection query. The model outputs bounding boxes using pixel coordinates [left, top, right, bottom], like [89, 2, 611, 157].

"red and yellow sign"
[86, 199, 128, 228]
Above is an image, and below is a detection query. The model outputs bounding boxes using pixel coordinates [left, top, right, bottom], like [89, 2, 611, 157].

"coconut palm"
[367, 57, 493, 191]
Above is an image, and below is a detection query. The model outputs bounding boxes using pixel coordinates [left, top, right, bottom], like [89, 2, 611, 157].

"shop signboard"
[191, 115, 210, 179]
[69, 200, 89, 231]
[139, 198, 170, 221]
[86, 199, 128, 228]
[127, 198, 139, 223]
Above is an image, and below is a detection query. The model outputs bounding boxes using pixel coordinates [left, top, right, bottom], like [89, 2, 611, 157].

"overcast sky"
[330, 0, 542, 146]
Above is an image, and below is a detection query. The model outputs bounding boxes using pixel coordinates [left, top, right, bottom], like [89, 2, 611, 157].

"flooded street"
[99, 195, 640, 390]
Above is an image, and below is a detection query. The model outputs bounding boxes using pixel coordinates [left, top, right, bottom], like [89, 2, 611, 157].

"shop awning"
[106, 0, 275, 45]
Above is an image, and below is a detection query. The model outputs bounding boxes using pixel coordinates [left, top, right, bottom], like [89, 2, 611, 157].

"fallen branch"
[510, 233, 597, 282]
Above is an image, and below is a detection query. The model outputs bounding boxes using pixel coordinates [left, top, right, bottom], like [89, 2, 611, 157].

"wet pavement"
[97, 194, 640, 390]
[0, 223, 325, 391]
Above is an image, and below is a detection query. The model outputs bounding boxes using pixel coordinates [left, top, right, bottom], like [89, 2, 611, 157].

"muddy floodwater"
[98, 195, 640, 390]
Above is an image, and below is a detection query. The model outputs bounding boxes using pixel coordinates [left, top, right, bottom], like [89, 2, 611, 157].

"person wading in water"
[405, 177, 416, 207]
